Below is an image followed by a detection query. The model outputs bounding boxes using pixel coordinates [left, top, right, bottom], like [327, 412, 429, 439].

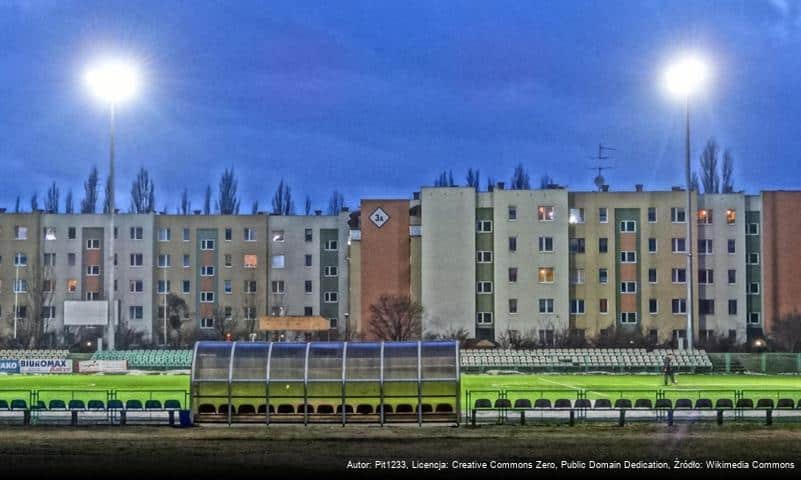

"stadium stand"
[0, 349, 69, 359]
[90, 349, 192, 369]
[459, 348, 713, 372]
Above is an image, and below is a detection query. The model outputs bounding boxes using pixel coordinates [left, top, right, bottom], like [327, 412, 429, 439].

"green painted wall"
[475, 208, 494, 340]
[319, 228, 339, 326]
[614, 208, 641, 331]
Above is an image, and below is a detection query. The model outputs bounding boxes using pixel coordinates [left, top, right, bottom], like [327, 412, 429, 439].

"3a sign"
[370, 207, 390, 228]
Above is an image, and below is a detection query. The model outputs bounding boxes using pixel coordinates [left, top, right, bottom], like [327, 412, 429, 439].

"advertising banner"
[19, 358, 73, 374]
[78, 360, 128, 373]
[0, 359, 20, 373]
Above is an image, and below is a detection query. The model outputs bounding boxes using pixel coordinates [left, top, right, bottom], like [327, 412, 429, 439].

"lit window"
[67, 279, 78, 292]
[538, 267, 554, 283]
[726, 209, 736, 225]
[271, 255, 285, 269]
[568, 208, 585, 224]
[45, 227, 56, 241]
[538, 206, 555, 221]
[272, 230, 284, 242]
[697, 209, 713, 225]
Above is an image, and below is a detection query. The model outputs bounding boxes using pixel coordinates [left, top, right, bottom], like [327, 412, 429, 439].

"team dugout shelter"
[190, 340, 460, 425]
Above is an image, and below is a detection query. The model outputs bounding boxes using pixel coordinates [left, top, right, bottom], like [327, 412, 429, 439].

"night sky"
[1, 0, 800, 213]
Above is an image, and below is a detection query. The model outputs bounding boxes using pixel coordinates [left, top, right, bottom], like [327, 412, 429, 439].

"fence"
[708, 353, 801, 374]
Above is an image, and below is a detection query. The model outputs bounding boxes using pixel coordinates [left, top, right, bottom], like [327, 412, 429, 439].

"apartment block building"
[761, 191, 801, 334]
[0, 213, 42, 340]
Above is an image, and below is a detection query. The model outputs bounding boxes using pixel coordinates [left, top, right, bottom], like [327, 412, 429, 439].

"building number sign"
[370, 207, 390, 228]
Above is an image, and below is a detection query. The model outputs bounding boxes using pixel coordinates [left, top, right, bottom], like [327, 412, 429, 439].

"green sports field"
[1, 373, 800, 410]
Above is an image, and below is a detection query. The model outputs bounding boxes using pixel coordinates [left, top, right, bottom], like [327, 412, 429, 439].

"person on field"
[663, 354, 677, 385]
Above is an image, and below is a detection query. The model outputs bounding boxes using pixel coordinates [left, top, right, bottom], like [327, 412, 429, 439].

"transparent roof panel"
[232, 342, 270, 380]
[344, 342, 381, 381]
[383, 342, 419, 380]
[193, 342, 233, 381]
[308, 342, 344, 381]
[421, 341, 458, 379]
[268, 343, 307, 381]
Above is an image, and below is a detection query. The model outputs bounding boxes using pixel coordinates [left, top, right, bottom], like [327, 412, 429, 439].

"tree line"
[11, 166, 348, 216]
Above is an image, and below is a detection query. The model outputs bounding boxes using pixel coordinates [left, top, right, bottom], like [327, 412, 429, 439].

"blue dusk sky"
[1, 0, 800, 212]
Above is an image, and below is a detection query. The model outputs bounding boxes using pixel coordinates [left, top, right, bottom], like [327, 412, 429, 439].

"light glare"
[84, 59, 141, 105]
[662, 54, 710, 99]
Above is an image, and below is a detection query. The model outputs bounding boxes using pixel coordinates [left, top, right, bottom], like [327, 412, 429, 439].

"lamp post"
[662, 53, 711, 351]
[84, 59, 141, 350]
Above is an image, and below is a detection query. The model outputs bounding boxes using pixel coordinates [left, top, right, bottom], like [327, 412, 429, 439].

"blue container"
[178, 409, 193, 427]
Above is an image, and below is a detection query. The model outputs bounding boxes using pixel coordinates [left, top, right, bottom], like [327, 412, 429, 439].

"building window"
[538, 267, 554, 283]
[201, 318, 214, 329]
[476, 251, 493, 263]
[182, 280, 191, 294]
[324, 265, 338, 277]
[648, 207, 657, 223]
[12, 252, 27, 267]
[200, 239, 215, 250]
[599, 298, 608, 314]
[728, 239, 736, 254]
[698, 239, 713, 255]
[244, 280, 256, 294]
[647, 238, 657, 253]
[130, 227, 143, 240]
[599, 207, 608, 223]
[508, 267, 518, 283]
[200, 291, 215, 303]
[598, 237, 608, 253]
[158, 254, 172, 268]
[538, 206, 555, 221]
[44, 227, 56, 241]
[86, 239, 100, 250]
[700, 299, 715, 315]
[538, 299, 554, 314]
[671, 237, 687, 253]
[223, 279, 232, 294]
[698, 269, 714, 284]
[570, 299, 585, 315]
[244, 254, 258, 269]
[476, 281, 493, 294]
[224, 228, 232, 241]
[304, 255, 312, 267]
[476, 220, 493, 232]
[569, 208, 585, 224]
[599, 268, 608, 284]
[509, 236, 518, 252]
[570, 268, 585, 285]
[271, 255, 285, 269]
[86, 265, 100, 276]
[304, 306, 313, 316]
[328, 317, 338, 329]
[183, 228, 190, 241]
[728, 300, 737, 315]
[41, 306, 56, 320]
[41, 280, 54, 293]
[747, 223, 759, 235]
[697, 209, 713, 225]
[748, 312, 761, 325]
[13, 279, 28, 293]
[728, 269, 736, 284]
[620, 251, 636, 263]
[671, 268, 687, 283]
[671, 207, 686, 223]
[619, 312, 638, 324]
[129, 306, 144, 320]
[538, 236, 553, 253]
[726, 209, 736, 225]
[158, 228, 171, 241]
[157, 280, 171, 294]
[68, 253, 76, 266]
[747, 253, 760, 265]
[749, 282, 760, 295]
[648, 268, 657, 284]
[68, 227, 76, 240]
[271, 281, 285, 294]
[304, 280, 313, 294]
[67, 279, 77, 292]
[324, 240, 338, 251]
[508, 206, 517, 221]
[508, 298, 518, 314]
[43, 253, 56, 266]
[620, 281, 637, 293]
[244, 228, 256, 241]
[129, 280, 144, 293]
[671, 298, 687, 314]
[224, 254, 232, 268]
[324, 291, 339, 303]
[201, 265, 215, 277]
[183, 254, 190, 268]
[619, 220, 636, 232]
[649, 299, 658, 314]
[476, 312, 493, 326]
[301, 228, 312, 242]
[569, 238, 586, 254]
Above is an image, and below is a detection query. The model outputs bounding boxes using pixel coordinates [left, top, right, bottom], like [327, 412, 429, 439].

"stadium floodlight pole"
[84, 59, 141, 351]
[662, 53, 711, 351]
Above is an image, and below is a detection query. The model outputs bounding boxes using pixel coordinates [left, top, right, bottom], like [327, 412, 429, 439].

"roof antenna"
[588, 143, 616, 191]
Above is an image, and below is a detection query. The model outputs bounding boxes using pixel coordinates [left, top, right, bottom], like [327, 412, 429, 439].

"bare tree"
[216, 168, 240, 214]
[30, 193, 38, 212]
[271, 179, 294, 216]
[8, 263, 57, 348]
[165, 293, 192, 347]
[65, 189, 74, 214]
[103, 175, 112, 214]
[433, 170, 455, 187]
[510, 163, 530, 190]
[14, 196, 20, 213]
[699, 138, 720, 193]
[425, 327, 471, 348]
[45, 182, 59, 213]
[251, 200, 259, 215]
[115, 313, 145, 349]
[130, 166, 156, 213]
[180, 188, 191, 215]
[204, 185, 212, 215]
[540, 174, 554, 189]
[81, 166, 99, 213]
[210, 306, 241, 341]
[367, 294, 422, 341]
[690, 171, 700, 192]
[466, 168, 480, 189]
[769, 312, 801, 352]
[327, 190, 345, 215]
[304, 195, 312, 215]
[721, 149, 735, 193]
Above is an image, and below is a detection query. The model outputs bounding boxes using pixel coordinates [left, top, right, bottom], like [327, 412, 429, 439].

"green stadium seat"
[0, 400, 8, 410]
[533, 399, 551, 409]
[107, 400, 124, 410]
[87, 400, 105, 410]
[513, 399, 532, 408]
[126, 399, 143, 410]
[695, 399, 713, 409]
[435, 403, 454, 413]
[421, 404, 433, 413]
[237, 404, 256, 414]
[48, 399, 67, 410]
[491, 398, 510, 409]
[675, 399, 692, 409]
[554, 399, 572, 409]
[594, 399, 612, 409]
[257, 404, 274, 414]
[197, 403, 216, 414]
[756, 399, 774, 409]
[715, 399, 733, 409]
[776, 399, 794, 410]
[276, 404, 294, 414]
[68, 400, 85, 410]
[736, 399, 754, 409]
[574, 399, 592, 409]
[218, 404, 235, 414]
[145, 400, 162, 410]
[634, 399, 653, 409]
[655, 399, 672, 409]
[316, 404, 335, 414]
[164, 400, 181, 410]
[613, 399, 632, 409]
[336, 404, 354, 414]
